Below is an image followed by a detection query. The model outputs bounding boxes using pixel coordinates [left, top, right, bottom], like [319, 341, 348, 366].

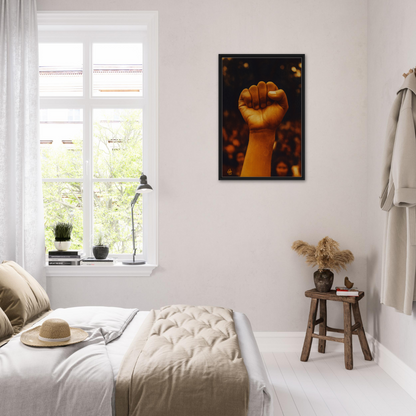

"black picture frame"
[219, 54, 305, 180]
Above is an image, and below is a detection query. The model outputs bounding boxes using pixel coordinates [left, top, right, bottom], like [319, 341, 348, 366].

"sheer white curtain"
[0, 0, 45, 285]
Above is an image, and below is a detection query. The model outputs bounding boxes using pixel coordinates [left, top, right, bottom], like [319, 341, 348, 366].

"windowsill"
[45, 263, 157, 277]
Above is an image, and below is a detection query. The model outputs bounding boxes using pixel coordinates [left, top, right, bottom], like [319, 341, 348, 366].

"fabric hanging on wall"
[380, 74, 416, 315]
[0, 0, 45, 285]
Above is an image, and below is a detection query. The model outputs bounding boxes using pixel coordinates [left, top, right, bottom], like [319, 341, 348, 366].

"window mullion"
[40, 99, 144, 109]
[42, 178, 84, 182]
[83, 38, 93, 256]
[92, 178, 140, 182]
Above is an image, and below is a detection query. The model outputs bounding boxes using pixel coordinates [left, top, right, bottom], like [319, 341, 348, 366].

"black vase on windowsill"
[93, 245, 109, 260]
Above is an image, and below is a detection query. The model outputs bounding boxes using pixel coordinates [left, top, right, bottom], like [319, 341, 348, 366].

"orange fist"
[238, 81, 289, 132]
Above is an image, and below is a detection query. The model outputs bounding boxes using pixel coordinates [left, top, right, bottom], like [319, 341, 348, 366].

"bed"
[0, 261, 273, 416]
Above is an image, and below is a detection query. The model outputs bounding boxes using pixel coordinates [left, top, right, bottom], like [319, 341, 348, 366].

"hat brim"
[20, 326, 89, 348]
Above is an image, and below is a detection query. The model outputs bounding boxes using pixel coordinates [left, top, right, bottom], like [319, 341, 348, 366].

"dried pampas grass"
[292, 236, 354, 272]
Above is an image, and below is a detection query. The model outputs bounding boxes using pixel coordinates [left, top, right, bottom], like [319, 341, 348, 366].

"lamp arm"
[131, 193, 140, 207]
[130, 193, 141, 263]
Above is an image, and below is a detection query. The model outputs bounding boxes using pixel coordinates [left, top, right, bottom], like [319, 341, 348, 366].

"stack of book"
[335, 286, 360, 296]
[48, 251, 83, 266]
[80, 257, 114, 267]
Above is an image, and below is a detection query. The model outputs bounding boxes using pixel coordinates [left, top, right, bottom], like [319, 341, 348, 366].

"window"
[38, 12, 158, 271]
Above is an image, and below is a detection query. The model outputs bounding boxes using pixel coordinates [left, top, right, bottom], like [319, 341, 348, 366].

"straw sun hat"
[21, 318, 88, 347]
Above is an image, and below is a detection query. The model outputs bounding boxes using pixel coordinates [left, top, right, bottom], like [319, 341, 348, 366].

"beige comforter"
[115, 305, 249, 416]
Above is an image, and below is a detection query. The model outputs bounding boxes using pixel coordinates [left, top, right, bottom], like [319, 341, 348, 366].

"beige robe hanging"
[380, 74, 416, 315]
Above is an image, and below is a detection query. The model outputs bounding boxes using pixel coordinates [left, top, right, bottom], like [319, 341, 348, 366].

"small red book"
[335, 286, 359, 296]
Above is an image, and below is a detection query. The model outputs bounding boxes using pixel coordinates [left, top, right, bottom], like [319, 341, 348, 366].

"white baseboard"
[254, 331, 416, 402]
[366, 334, 416, 401]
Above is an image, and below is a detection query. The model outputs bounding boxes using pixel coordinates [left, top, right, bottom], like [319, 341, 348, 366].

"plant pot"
[54, 241, 71, 251]
[313, 269, 334, 292]
[93, 245, 109, 260]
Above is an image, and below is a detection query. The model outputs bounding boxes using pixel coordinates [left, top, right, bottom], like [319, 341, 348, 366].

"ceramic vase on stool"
[313, 269, 334, 292]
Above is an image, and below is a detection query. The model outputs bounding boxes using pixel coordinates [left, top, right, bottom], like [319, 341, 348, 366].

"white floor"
[261, 351, 416, 416]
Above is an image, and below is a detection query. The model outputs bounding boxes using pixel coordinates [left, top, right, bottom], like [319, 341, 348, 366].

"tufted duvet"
[0, 306, 271, 416]
[116, 305, 250, 416]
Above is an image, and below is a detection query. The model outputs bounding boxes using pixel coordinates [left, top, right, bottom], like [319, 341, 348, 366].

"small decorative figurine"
[344, 277, 354, 289]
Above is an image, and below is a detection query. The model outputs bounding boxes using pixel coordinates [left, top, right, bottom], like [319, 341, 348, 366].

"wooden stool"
[300, 289, 372, 370]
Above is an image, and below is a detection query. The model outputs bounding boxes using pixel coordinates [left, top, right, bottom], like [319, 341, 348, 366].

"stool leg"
[301, 298, 318, 362]
[343, 302, 353, 370]
[318, 299, 327, 353]
[352, 303, 372, 361]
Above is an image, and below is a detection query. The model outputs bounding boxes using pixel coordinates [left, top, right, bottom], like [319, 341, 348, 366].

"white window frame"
[38, 12, 158, 277]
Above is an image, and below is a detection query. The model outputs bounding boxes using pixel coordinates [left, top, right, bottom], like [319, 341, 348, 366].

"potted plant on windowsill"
[93, 233, 109, 260]
[53, 222, 73, 251]
[292, 236, 354, 292]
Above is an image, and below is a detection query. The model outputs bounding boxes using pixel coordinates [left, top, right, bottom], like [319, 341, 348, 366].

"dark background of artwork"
[220, 55, 303, 178]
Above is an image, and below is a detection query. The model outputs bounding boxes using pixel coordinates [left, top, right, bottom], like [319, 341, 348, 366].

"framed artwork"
[219, 54, 305, 180]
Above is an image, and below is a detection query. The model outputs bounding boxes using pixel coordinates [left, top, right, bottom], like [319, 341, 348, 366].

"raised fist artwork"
[238, 81, 289, 177]
[238, 81, 289, 133]
[220, 55, 303, 180]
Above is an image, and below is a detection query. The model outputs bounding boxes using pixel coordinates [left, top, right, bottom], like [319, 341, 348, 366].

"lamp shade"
[136, 173, 153, 194]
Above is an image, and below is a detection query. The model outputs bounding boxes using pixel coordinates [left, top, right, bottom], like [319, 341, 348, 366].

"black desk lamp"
[123, 173, 153, 265]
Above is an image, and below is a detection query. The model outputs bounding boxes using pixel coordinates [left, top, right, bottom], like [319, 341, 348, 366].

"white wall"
[367, 0, 416, 372]
[38, 0, 368, 332]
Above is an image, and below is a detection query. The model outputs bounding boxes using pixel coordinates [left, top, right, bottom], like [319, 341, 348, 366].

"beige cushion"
[0, 307, 13, 346]
[0, 261, 50, 333]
